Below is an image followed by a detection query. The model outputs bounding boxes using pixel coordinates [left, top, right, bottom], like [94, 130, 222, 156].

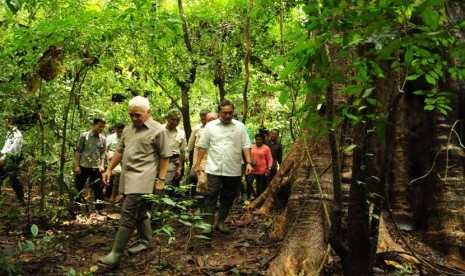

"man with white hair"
[99, 96, 171, 267]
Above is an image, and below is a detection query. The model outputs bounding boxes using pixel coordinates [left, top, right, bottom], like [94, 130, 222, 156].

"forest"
[1, 0, 465, 275]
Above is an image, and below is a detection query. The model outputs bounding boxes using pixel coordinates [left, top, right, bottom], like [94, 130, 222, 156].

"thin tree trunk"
[177, 0, 195, 139]
[242, 0, 253, 124]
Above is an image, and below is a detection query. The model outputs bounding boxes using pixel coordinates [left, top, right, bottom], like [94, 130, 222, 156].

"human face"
[129, 106, 150, 129]
[270, 130, 279, 142]
[166, 115, 181, 130]
[219, 105, 234, 124]
[255, 137, 264, 147]
[115, 128, 124, 138]
[200, 115, 207, 126]
[92, 122, 106, 134]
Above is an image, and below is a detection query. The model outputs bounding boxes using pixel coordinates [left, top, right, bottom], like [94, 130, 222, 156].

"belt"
[169, 154, 180, 162]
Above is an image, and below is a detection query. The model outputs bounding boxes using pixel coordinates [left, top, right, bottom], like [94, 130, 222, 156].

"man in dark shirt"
[265, 129, 282, 185]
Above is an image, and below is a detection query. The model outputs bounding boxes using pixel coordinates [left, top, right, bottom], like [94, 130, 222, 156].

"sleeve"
[157, 129, 173, 158]
[75, 133, 86, 157]
[100, 137, 106, 159]
[115, 129, 127, 154]
[241, 124, 252, 150]
[197, 125, 210, 149]
[179, 131, 186, 152]
[265, 146, 273, 167]
[186, 128, 198, 152]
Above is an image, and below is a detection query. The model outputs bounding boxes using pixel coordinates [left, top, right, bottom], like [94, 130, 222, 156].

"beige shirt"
[164, 125, 186, 156]
[116, 117, 172, 194]
[193, 127, 208, 169]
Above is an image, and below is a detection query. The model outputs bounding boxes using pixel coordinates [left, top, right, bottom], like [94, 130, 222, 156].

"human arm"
[265, 147, 273, 176]
[185, 128, 198, 163]
[155, 157, 170, 191]
[243, 148, 254, 175]
[74, 155, 81, 175]
[194, 147, 206, 177]
[102, 152, 122, 185]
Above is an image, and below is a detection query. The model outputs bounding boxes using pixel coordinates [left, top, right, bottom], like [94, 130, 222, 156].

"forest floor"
[2, 184, 464, 276]
[0, 185, 278, 276]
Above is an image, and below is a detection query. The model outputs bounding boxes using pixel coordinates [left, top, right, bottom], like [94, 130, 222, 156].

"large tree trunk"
[249, 137, 333, 275]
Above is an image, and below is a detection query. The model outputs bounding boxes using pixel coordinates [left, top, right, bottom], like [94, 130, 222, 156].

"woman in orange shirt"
[250, 133, 273, 196]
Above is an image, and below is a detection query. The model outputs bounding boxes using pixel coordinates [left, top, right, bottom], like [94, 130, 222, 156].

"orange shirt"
[251, 144, 273, 175]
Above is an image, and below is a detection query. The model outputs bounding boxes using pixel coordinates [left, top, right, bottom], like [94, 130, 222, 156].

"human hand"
[102, 170, 111, 185]
[245, 163, 253, 175]
[194, 164, 201, 178]
[74, 166, 81, 175]
[154, 179, 165, 191]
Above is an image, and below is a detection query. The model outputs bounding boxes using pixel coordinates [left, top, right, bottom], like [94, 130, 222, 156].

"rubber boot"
[128, 219, 153, 254]
[195, 195, 205, 215]
[216, 207, 231, 234]
[99, 227, 133, 267]
[202, 204, 216, 235]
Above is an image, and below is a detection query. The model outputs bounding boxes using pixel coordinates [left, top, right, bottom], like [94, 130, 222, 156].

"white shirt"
[1, 127, 23, 156]
[197, 119, 251, 177]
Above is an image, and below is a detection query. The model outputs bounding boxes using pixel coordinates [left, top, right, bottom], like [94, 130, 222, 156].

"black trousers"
[75, 166, 105, 210]
[205, 174, 241, 210]
[0, 161, 24, 200]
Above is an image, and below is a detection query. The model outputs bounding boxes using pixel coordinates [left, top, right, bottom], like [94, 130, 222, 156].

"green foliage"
[0, 223, 56, 275]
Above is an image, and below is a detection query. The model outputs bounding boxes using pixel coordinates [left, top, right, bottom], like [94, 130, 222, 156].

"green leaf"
[424, 105, 435, 111]
[161, 197, 176, 206]
[279, 90, 290, 105]
[421, 7, 440, 30]
[31, 224, 39, 238]
[344, 144, 357, 153]
[280, 60, 299, 80]
[425, 73, 437, 85]
[404, 48, 413, 64]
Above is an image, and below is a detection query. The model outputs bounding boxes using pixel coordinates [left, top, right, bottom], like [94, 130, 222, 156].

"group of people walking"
[0, 96, 283, 268]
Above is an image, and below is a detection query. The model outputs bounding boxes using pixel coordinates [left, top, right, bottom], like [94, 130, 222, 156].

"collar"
[212, 118, 239, 126]
[132, 117, 154, 130]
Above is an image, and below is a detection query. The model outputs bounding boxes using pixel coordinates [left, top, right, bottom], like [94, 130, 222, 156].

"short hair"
[271, 128, 280, 135]
[166, 109, 182, 119]
[93, 118, 106, 125]
[114, 122, 125, 130]
[128, 96, 150, 111]
[255, 133, 265, 140]
[206, 112, 218, 121]
[199, 109, 210, 117]
[217, 100, 235, 112]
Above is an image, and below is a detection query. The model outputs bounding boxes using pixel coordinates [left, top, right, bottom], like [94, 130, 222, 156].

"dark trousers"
[120, 194, 149, 230]
[75, 166, 105, 210]
[267, 167, 278, 185]
[245, 174, 256, 199]
[0, 162, 24, 200]
[205, 174, 241, 210]
[255, 174, 268, 196]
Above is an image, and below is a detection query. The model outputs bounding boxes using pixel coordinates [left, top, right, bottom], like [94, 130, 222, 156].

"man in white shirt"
[195, 100, 253, 234]
[0, 118, 24, 204]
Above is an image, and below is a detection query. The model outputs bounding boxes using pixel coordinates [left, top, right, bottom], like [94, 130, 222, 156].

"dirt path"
[0, 187, 277, 275]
